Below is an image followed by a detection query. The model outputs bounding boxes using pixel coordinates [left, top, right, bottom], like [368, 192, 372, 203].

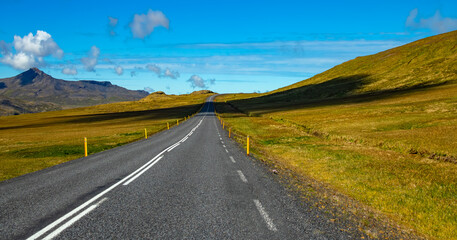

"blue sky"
[1, 0, 457, 94]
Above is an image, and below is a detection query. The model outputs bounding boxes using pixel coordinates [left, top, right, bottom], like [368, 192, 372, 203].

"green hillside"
[215, 31, 457, 239]
[226, 30, 457, 109]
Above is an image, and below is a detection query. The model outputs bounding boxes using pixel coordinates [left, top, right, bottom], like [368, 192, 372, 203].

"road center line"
[253, 199, 278, 232]
[229, 156, 236, 163]
[42, 197, 108, 240]
[27, 112, 207, 240]
[225, 149, 229, 153]
[237, 170, 248, 183]
[123, 156, 164, 185]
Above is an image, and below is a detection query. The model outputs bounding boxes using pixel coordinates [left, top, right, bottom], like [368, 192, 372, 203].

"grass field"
[215, 82, 457, 239]
[0, 92, 213, 181]
[213, 31, 457, 239]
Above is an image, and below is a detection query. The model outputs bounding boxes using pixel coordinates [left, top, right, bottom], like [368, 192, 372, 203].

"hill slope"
[215, 31, 457, 239]
[229, 30, 457, 109]
[0, 68, 148, 115]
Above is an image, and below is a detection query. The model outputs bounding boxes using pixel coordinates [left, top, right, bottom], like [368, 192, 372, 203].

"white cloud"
[163, 68, 179, 79]
[81, 46, 100, 72]
[146, 64, 161, 75]
[129, 9, 169, 39]
[1, 52, 37, 70]
[0, 40, 11, 55]
[108, 16, 118, 36]
[62, 66, 77, 75]
[144, 87, 155, 92]
[187, 75, 215, 89]
[146, 64, 179, 78]
[406, 9, 457, 33]
[13, 30, 63, 58]
[114, 65, 123, 75]
[0, 30, 63, 70]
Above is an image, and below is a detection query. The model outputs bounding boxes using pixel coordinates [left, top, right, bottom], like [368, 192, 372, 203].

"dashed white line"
[225, 149, 229, 153]
[42, 198, 108, 240]
[237, 170, 248, 183]
[222, 145, 226, 148]
[253, 199, 278, 232]
[229, 156, 236, 163]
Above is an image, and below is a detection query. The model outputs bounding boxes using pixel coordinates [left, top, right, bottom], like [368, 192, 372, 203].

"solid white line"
[167, 144, 179, 152]
[27, 116, 206, 240]
[27, 151, 163, 240]
[123, 156, 163, 185]
[42, 198, 108, 240]
[253, 199, 278, 232]
[237, 170, 248, 183]
[229, 156, 236, 163]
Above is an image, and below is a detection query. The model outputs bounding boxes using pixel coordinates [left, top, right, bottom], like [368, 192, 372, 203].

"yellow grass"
[215, 82, 457, 239]
[0, 93, 213, 181]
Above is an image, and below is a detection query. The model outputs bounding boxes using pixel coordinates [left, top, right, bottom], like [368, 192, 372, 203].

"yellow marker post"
[177, 119, 179, 126]
[247, 135, 250, 156]
[167, 122, 169, 130]
[145, 128, 148, 139]
[229, 128, 231, 138]
[223, 122, 225, 129]
[84, 137, 88, 157]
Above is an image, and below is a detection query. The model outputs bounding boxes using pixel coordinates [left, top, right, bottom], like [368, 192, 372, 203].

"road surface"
[0, 96, 353, 239]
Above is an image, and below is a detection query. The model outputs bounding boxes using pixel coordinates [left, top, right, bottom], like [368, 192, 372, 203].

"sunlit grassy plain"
[215, 31, 457, 239]
[0, 92, 213, 181]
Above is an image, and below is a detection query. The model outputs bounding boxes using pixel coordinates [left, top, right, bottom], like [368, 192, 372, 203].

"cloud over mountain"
[406, 9, 457, 33]
[0, 31, 63, 70]
[81, 46, 100, 72]
[187, 75, 215, 89]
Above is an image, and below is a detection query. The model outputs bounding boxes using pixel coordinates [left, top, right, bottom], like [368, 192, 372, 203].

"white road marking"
[222, 145, 226, 148]
[237, 170, 248, 183]
[27, 113, 207, 240]
[253, 199, 278, 232]
[225, 149, 229, 153]
[167, 144, 180, 152]
[229, 156, 236, 163]
[221, 141, 224, 144]
[42, 198, 108, 240]
[220, 138, 222, 140]
[123, 156, 163, 185]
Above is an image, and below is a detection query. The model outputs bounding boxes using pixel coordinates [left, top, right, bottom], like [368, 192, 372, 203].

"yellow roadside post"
[177, 119, 179, 126]
[167, 122, 169, 130]
[229, 128, 231, 138]
[145, 128, 148, 139]
[84, 137, 88, 157]
[223, 122, 225, 129]
[247, 135, 250, 155]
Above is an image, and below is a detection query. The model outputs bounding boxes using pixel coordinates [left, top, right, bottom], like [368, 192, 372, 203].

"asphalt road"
[0, 96, 353, 239]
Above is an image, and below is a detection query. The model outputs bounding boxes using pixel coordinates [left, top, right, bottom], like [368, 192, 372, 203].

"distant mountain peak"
[16, 68, 51, 85]
[29, 67, 44, 74]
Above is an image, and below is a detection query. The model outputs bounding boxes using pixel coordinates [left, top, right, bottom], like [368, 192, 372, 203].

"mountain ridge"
[0, 68, 148, 115]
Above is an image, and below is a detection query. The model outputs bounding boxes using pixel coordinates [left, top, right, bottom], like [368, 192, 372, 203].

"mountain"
[234, 30, 457, 108]
[0, 68, 148, 115]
